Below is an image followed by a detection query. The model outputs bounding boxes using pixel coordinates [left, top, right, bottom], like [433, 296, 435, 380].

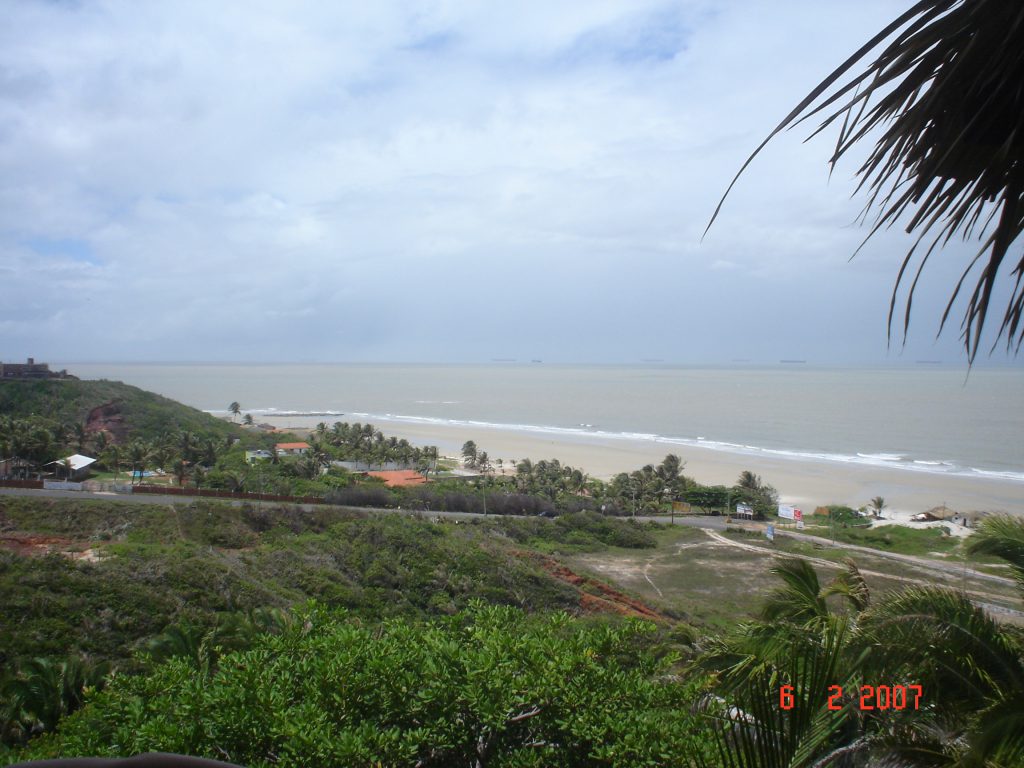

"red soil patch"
[516, 551, 664, 621]
[1, 534, 73, 556]
[0, 535, 98, 561]
[85, 400, 129, 444]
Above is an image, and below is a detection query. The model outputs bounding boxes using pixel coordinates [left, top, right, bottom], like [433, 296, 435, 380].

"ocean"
[64, 363, 1024, 484]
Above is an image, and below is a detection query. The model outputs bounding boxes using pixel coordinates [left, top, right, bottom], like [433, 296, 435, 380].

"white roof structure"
[46, 454, 97, 471]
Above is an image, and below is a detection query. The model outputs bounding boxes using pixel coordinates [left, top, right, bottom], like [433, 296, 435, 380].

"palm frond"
[822, 558, 871, 613]
[965, 514, 1024, 593]
[857, 586, 1024, 715]
[708, 0, 1024, 363]
[707, 617, 858, 768]
[760, 557, 828, 624]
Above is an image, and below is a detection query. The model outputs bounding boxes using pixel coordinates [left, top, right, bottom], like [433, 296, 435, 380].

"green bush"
[17, 604, 714, 767]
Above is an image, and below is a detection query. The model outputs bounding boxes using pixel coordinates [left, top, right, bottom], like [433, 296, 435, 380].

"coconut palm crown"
[708, 0, 1024, 363]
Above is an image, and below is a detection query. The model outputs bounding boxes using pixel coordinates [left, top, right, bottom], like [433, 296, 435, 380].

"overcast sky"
[1, 0, 1019, 365]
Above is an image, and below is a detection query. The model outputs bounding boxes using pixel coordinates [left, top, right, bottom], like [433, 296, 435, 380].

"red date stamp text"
[779, 684, 922, 711]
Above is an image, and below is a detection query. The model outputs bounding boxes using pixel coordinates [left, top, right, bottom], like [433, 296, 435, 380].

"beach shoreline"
[255, 415, 1024, 518]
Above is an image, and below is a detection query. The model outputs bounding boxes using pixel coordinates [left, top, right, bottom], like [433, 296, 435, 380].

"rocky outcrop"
[85, 400, 129, 444]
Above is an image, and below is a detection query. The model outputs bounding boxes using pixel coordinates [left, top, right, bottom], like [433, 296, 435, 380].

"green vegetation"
[5, 382, 1024, 765]
[0, 498, 611, 668]
[700, 515, 1024, 766]
[0, 379, 242, 446]
[3, 494, 1024, 766]
[807, 519, 961, 557]
[17, 605, 714, 767]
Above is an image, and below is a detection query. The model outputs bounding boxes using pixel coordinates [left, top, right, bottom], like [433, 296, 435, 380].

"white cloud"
[0, 0, 1015, 364]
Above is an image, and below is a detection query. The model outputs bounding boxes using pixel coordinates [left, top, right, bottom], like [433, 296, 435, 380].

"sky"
[1, 0, 1020, 366]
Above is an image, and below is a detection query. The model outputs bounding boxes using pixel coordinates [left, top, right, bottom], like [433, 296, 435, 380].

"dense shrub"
[16, 605, 713, 767]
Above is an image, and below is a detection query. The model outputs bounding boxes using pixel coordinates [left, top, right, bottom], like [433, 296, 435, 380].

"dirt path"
[780, 528, 1013, 585]
[642, 562, 663, 598]
[701, 529, 1024, 618]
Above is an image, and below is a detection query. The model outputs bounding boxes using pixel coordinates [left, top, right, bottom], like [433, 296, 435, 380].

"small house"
[44, 454, 97, 481]
[0, 456, 37, 480]
[245, 450, 273, 464]
[275, 442, 310, 456]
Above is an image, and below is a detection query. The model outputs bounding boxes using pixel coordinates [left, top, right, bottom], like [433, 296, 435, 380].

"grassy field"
[566, 523, 1022, 629]
[799, 521, 961, 556]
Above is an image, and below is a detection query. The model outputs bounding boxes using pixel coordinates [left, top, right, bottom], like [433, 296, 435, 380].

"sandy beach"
[258, 416, 1024, 517]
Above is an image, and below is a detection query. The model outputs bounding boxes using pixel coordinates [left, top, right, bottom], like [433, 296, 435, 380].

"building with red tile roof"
[275, 442, 310, 455]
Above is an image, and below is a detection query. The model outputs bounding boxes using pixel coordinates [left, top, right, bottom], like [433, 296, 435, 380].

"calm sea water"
[64, 363, 1024, 483]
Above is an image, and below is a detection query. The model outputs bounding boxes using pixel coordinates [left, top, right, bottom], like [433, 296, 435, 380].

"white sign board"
[778, 504, 796, 520]
[735, 503, 754, 518]
[796, 519, 805, 530]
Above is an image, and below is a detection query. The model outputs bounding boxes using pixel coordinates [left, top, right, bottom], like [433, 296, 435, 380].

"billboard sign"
[735, 503, 754, 518]
[778, 504, 796, 520]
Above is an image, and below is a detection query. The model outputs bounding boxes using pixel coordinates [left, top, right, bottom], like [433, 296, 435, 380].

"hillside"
[0, 498, 663, 668]
[0, 378, 242, 444]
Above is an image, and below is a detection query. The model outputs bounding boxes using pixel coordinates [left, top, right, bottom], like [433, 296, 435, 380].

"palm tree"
[126, 440, 152, 485]
[706, 517, 1024, 767]
[200, 436, 219, 467]
[737, 470, 761, 491]
[708, 1, 1024, 362]
[868, 496, 886, 519]
[101, 445, 122, 480]
[967, 514, 1024, 591]
[90, 429, 109, 456]
[172, 458, 189, 486]
[477, 450, 491, 475]
[71, 423, 88, 453]
[243, 413, 254, 426]
[462, 440, 478, 469]
[146, 622, 212, 672]
[176, 430, 197, 464]
[228, 401, 241, 422]
[701, 559, 868, 768]
[4, 656, 110, 738]
[190, 463, 205, 490]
